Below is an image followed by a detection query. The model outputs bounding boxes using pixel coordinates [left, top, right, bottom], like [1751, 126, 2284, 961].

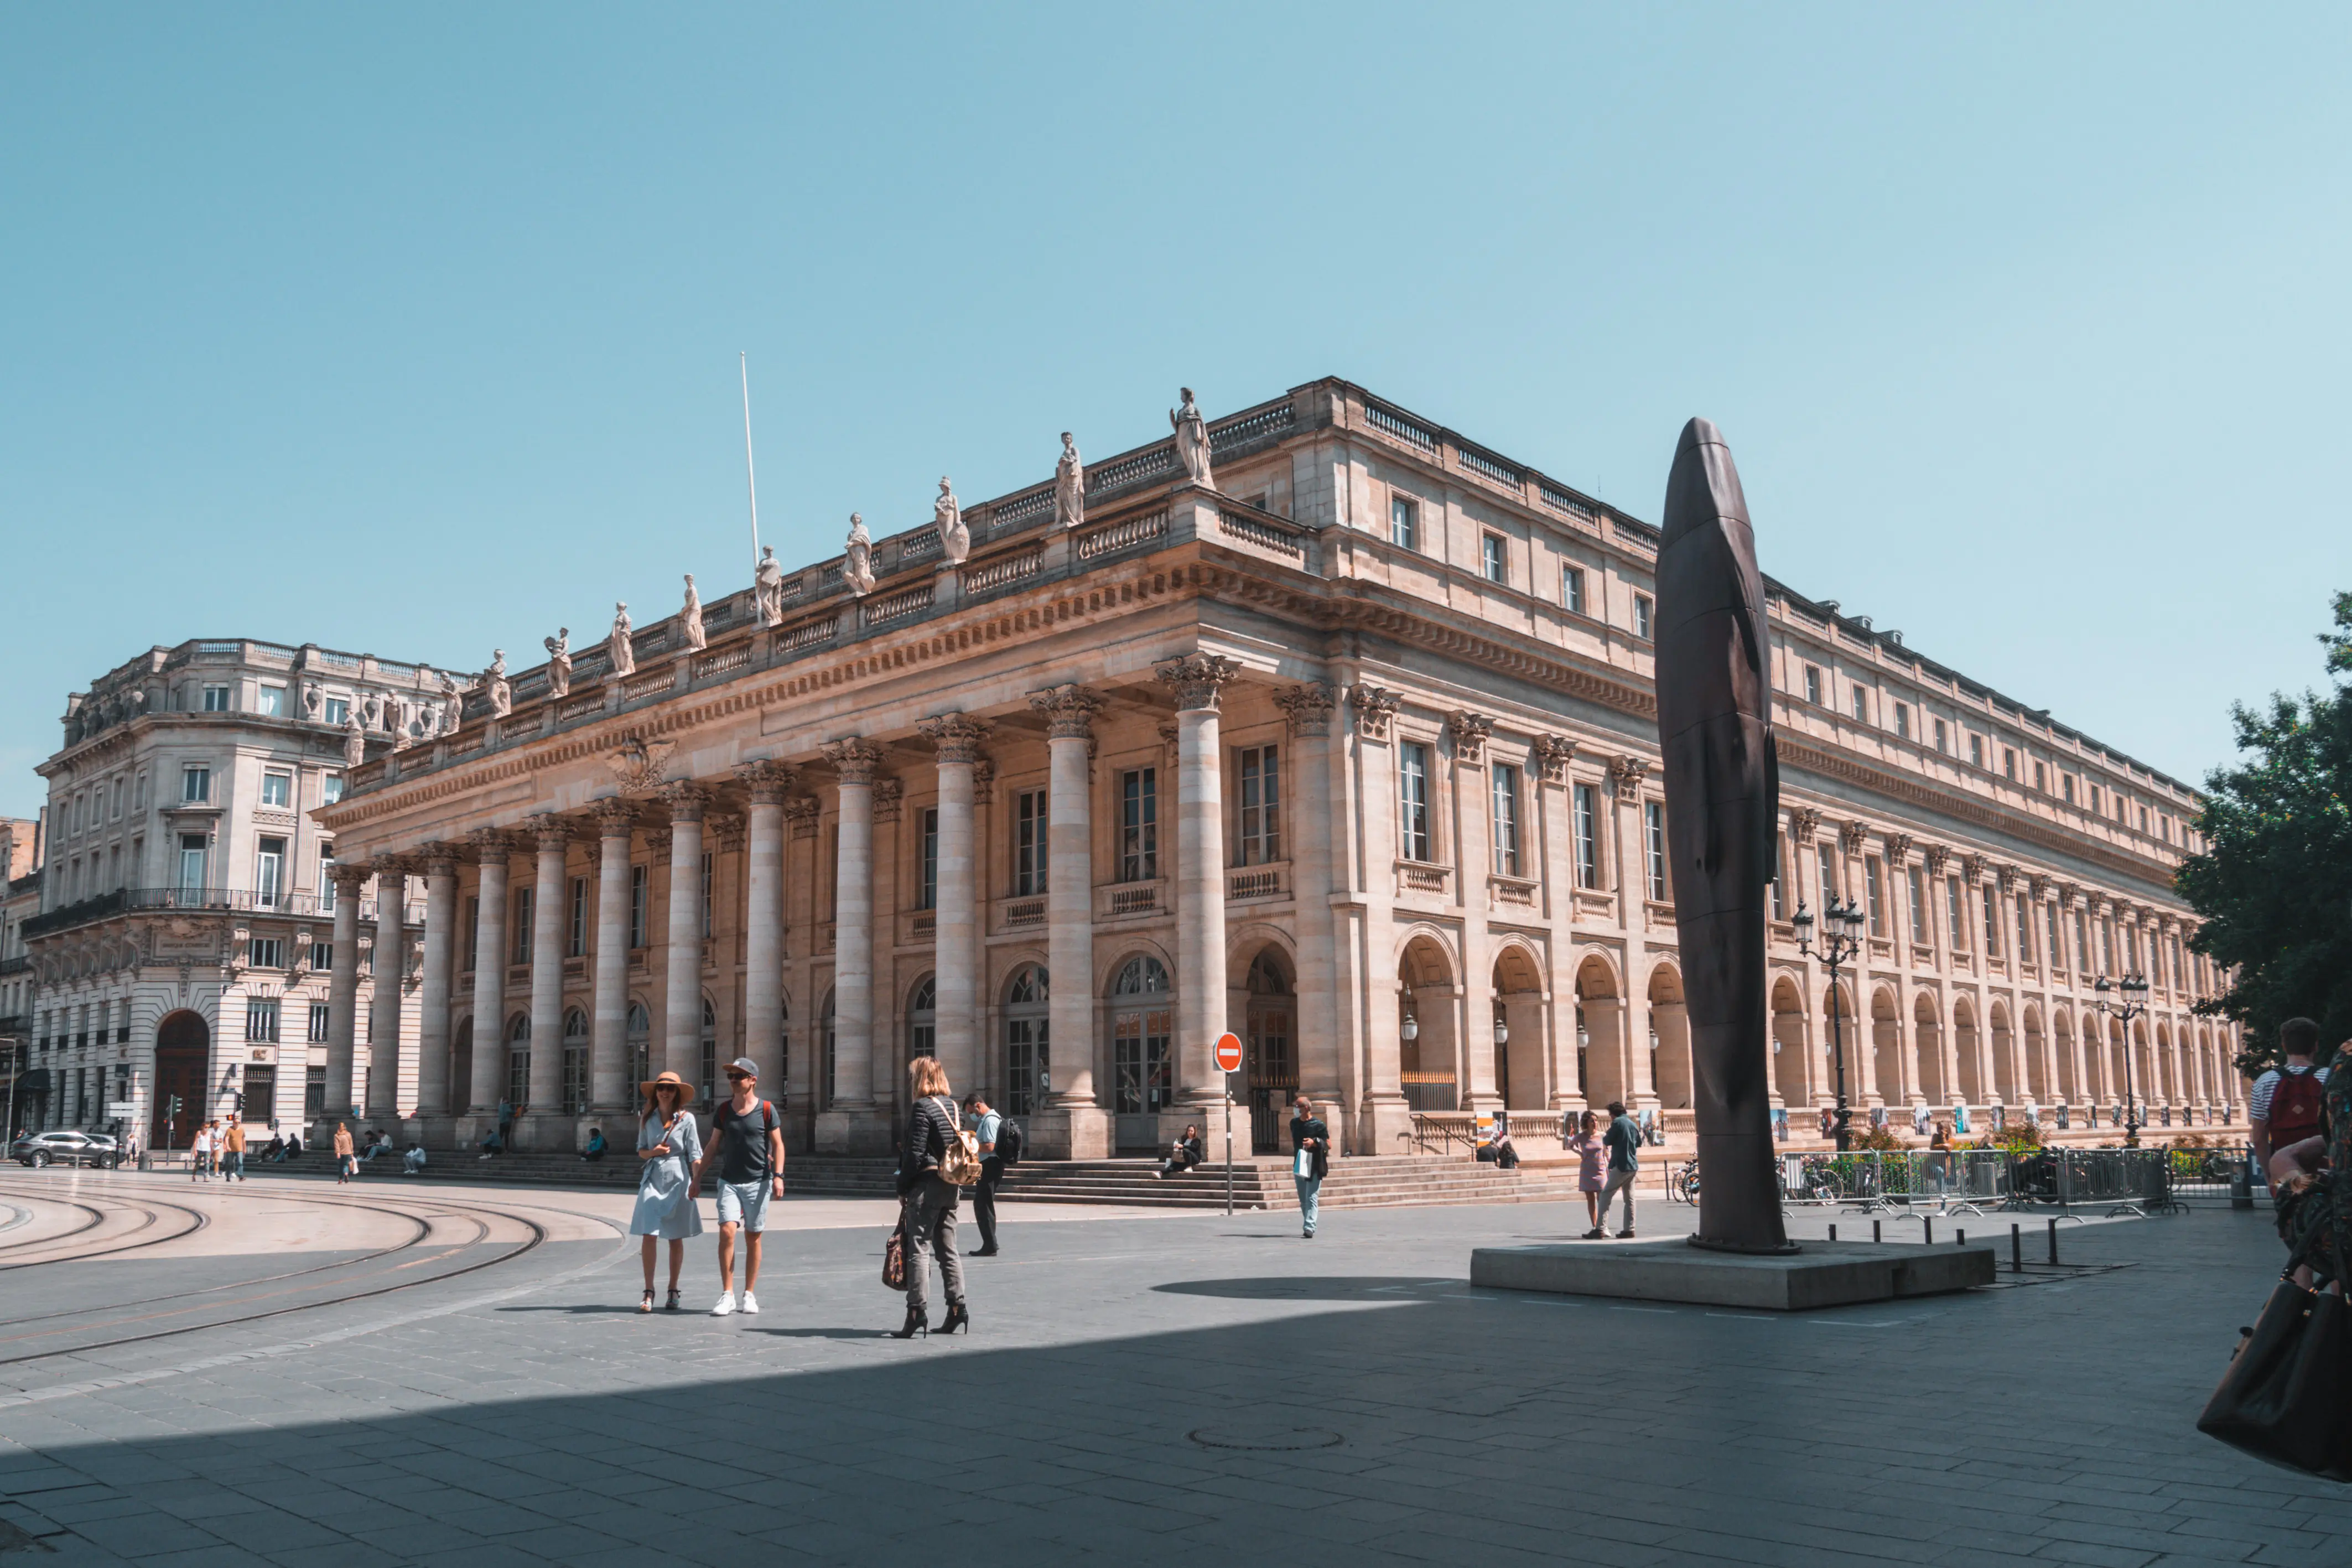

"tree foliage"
[2177, 592, 2352, 1075]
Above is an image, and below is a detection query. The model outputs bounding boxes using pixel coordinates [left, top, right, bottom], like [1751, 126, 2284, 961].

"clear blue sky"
[4, 4, 2346, 821]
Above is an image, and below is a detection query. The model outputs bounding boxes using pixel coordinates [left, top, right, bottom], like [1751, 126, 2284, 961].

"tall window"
[1803, 665, 1821, 705]
[2033, 761, 2045, 792]
[508, 1015, 531, 1111]
[248, 937, 284, 969]
[256, 684, 286, 717]
[1110, 957, 1172, 1115]
[1907, 866, 1927, 944]
[630, 865, 648, 948]
[2003, 747, 2017, 780]
[1934, 718, 1948, 753]
[2016, 894, 2032, 962]
[917, 809, 939, 911]
[906, 978, 935, 1062]
[699, 998, 718, 1107]
[255, 837, 287, 908]
[1491, 764, 1521, 876]
[178, 833, 207, 894]
[1895, 704, 1912, 740]
[1644, 801, 1667, 900]
[321, 773, 343, 804]
[1237, 746, 1280, 866]
[261, 770, 292, 808]
[202, 684, 231, 712]
[463, 896, 479, 970]
[309, 1001, 333, 1043]
[1572, 783, 1599, 888]
[1946, 877, 1964, 950]
[182, 765, 211, 803]
[1014, 789, 1047, 896]
[246, 996, 280, 1042]
[1981, 884, 2000, 957]
[1563, 564, 1586, 615]
[1851, 686, 1869, 724]
[1005, 966, 1049, 1117]
[2047, 904, 2062, 969]
[1119, 769, 1158, 881]
[2073, 910, 2089, 972]
[700, 851, 715, 937]
[1865, 858, 1885, 936]
[1481, 534, 1507, 584]
[1817, 843, 1838, 899]
[512, 887, 533, 965]
[1770, 833, 1785, 919]
[1389, 495, 1418, 549]
[1633, 593, 1654, 640]
[569, 876, 589, 958]
[1398, 743, 1432, 862]
[319, 849, 338, 910]
[1970, 734, 1984, 768]
[323, 696, 349, 726]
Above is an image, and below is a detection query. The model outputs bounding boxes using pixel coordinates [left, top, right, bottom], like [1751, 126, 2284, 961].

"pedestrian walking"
[693, 1057, 783, 1316]
[965, 1093, 1003, 1257]
[1600, 1100, 1641, 1238]
[1570, 1110, 1608, 1238]
[2250, 1018, 2330, 1181]
[190, 1121, 213, 1181]
[891, 1056, 969, 1339]
[1290, 1094, 1329, 1239]
[630, 1072, 703, 1313]
[332, 1122, 355, 1183]
[222, 1120, 247, 1182]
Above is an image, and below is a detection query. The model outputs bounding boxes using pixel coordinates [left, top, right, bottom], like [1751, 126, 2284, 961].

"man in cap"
[691, 1056, 785, 1316]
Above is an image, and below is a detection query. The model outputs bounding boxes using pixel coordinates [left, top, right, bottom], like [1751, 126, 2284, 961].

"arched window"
[626, 1001, 651, 1089]
[907, 975, 936, 1062]
[699, 997, 718, 1107]
[562, 1008, 589, 1114]
[1005, 965, 1050, 1116]
[507, 1013, 531, 1112]
[1110, 956, 1172, 1120]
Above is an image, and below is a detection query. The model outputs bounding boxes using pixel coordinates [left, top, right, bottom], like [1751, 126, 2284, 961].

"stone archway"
[1953, 998, 1981, 1108]
[152, 1009, 209, 1151]
[1491, 944, 1545, 1112]
[1914, 993, 1946, 1107]
[1399, 934, 1457, 1112]
[1243, 948, 1296, 1153]
[1990, 1002, 2016, 1105]
[1871, 987, 1906, 1110]
[1572, 955, 1622, 1109]
[1769, 975, 1809, 1111]
[1648, 964, 1691, 1112]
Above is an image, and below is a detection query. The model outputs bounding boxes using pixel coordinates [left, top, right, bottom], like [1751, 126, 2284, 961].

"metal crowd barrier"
[1777, 1144, 2241, 1217]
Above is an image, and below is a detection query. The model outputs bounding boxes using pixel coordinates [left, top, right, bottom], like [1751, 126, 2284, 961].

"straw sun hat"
[639, 1071, 695, 1108]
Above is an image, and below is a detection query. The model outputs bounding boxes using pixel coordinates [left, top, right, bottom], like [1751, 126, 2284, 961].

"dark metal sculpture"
[1655, 418, 1794, 1254]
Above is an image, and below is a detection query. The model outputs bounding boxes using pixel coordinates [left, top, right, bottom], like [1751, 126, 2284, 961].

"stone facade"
[16, 640, 453, 1144]
[291, 378, 2242, 1159]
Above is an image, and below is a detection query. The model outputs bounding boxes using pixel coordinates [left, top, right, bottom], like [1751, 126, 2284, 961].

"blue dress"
[629, 1112, 704, 1239]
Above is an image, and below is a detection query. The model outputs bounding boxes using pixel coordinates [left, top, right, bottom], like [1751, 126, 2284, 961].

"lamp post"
[1793, 896, 1866, 1151]
[2092, 973, 2151, 1149]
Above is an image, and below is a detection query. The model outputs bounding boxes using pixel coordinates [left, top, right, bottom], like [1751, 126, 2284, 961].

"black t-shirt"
[711, 1100, 778, 1184]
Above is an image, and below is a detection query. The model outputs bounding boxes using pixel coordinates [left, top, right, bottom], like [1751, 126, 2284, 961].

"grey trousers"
[904, 1176, 965, 1318]
[1599, 1168, 1638, 1230]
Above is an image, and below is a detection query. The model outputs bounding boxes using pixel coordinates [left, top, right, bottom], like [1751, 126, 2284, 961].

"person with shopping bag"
[890, 1056, 974, 1339]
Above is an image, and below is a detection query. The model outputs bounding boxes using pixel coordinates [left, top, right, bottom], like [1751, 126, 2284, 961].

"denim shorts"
[714, 1178, 770, 1232]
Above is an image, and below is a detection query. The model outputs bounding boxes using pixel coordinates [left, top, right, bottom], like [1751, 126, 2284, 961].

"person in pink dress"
[1570, 1110, 1608, 1239]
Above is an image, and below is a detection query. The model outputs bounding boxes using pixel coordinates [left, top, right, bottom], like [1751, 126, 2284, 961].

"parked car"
[11, 1130, 119, 1169]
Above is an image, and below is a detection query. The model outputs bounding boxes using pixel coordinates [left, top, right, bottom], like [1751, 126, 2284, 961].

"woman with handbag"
[891, 1055, 973, 1339]
[630, 1071, 704, 1313]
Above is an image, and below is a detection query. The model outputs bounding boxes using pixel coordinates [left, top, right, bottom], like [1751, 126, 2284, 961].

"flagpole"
[740, 351, 761, 568]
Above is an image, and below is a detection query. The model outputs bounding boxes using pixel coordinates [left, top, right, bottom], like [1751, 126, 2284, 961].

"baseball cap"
[725, 1057, 760, 1079]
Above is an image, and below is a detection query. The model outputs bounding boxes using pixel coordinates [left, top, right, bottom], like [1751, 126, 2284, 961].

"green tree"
[2178, 591, 2352, 1075]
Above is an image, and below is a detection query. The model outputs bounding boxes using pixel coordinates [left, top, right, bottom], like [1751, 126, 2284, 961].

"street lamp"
[1794, 896, 1867, 1151]
[2092, 972, 2151, 1149]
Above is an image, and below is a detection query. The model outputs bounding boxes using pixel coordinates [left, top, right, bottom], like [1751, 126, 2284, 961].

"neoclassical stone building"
[313, 377, 2242, 1160]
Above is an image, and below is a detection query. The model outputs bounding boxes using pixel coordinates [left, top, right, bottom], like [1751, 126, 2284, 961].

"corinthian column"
[368, 859, 409, 1118]
[468, 829, 512, 1118]
[919, 715, 989, 1092]
[1275, 683, 1343, 1141]
[590, 799, 635, 1113]
[660, 783, 707, 1085]
[738, 763, 791, 1092]
[416, 847, 459, 1129]
[818, 739, 882, 1153]
[322, 864, 367, 1126]
[1031, 684, 1107, 1158]
[526, 814, 569, 1142]
[1158, 654, 1238, 1123]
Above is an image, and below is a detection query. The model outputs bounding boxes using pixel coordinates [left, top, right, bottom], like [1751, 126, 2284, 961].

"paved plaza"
[2, 1171, 2349, 1567]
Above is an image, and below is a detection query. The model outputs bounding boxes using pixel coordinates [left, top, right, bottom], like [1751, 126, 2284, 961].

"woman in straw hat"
[631, 1071, 704, 1312]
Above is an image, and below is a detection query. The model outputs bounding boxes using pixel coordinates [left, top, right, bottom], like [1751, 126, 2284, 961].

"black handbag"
[2198, 1232, 2351, 1477]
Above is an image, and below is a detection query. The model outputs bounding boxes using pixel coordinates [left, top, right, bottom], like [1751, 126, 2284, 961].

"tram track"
[0, 1188, 207, 1269]
[0, 1176, 607, 1370]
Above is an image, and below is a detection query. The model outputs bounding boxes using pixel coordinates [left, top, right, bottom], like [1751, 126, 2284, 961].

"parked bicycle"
[1670, 1156, 1701, 1205]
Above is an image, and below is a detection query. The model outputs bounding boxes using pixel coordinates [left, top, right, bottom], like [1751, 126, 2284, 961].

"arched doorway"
[1649, 965, 1690, 1110]
[2053, 1010, 2077, 1107]
[1243, 949, 1295, 1153]
[906, 976, 936, 1063]
[1871, 987, 1904, 1110]
[152, 1009, 209, 1150]
[1003, 965, 1048, 1117]
[1769, 976, 1808, 1109]
[506, 1014, 531, 1113]
[1399, 936, 1456, 1111]
[1492, 946, 1544, 1110]
[627, 1000, 652, 1091]
[1573, 956, 1622, 1107]
[1953, 999, 1980, 1108]
[1108, 955, 1171, 1154]
[1915, 993, 1945, 1107]
[562, 1008, 589, 1114]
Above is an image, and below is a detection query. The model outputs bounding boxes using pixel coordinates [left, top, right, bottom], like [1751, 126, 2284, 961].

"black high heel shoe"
[889, 1306, 928, 1339]
[939, 1303, 970, 1336]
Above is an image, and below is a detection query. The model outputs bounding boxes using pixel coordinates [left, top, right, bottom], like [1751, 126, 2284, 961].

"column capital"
[1611, 755, 1652, 794]
[530, 812, 574, 853]
[1995, 861, 2019, 892]
[1273, 682, 1337, 737]
[1837, 818, 1870, 855]
[1786, 805, 1820, 844]
[422, 847, 460, 879]
[711, 814, 746, 853]
[643, 824, 673, 856]
[1883, 832, 1915, 865]
[917, 713, 993, 766]
[1923, 844, 1951, 878]
[735, 760, 797, 804]
[970, 758, 995, 806]
[1155, 652, 1240, 713]
[329, 863, 372, 895]
[873, 777, 905, 824]
[783, 797, 821, 837]
[821, 737, 883, 785]
[1531, 734, 1575, 783]
[2029, 873, 2052, 901]
[1029, 683, 1105, 740]
[1959, 853, 1987, 884]
[658, 781, 709, 823]
[1348, 684, 1402, 740]
[591, 797, 638, 838]
[1445, 710, 1495, 765]
[372, 854, 417, 882]
[469, 826, 517, 860]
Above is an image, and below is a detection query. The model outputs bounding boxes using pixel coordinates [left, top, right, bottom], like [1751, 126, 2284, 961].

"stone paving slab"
[0, 1188, 2344, 1566]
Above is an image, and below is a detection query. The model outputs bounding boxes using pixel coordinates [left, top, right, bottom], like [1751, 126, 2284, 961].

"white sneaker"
[739, 1291, 760, 1315]
[709, 1293, 736, 1317]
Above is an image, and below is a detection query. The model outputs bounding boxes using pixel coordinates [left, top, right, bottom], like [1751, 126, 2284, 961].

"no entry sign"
[1214, 1032, 1244, 1073]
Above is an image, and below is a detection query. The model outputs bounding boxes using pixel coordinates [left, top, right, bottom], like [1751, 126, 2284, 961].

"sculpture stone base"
[1027, 1103, 1109, 1161]
[814, 1107, 895, 1157]
[1470, 1239, 1995, 1312]
[518, 1112, 580, 1153]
